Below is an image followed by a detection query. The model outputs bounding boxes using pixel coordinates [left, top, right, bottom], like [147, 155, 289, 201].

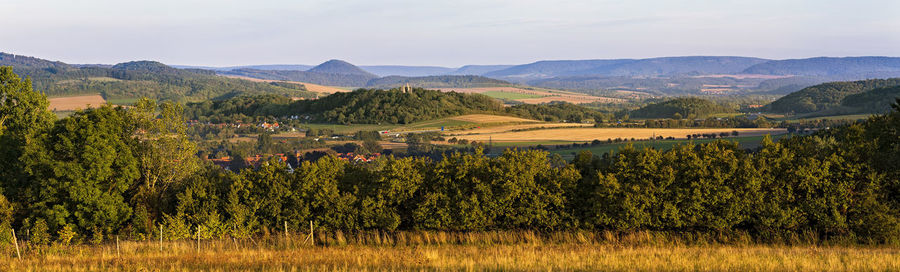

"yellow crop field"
[448, 122, 594, 135]
[455, 127, 788, 142]
[299, 81, 350, 94]
[47, 94, 107, 111]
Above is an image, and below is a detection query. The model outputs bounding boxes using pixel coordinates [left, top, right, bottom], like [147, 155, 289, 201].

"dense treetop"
[629, 97, 734, 119]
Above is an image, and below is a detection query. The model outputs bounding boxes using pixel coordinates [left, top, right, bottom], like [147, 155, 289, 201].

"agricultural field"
[453, 127, 788, 143]
[2, 232, 896, 271]
[47, 94, 107, 111]
[480, 90, 543, 100]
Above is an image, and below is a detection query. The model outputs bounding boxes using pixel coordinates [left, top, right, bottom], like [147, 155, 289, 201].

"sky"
[2, 0, 899, 67]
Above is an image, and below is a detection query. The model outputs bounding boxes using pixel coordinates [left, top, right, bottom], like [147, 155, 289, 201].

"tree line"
[1, 67, 898, 245]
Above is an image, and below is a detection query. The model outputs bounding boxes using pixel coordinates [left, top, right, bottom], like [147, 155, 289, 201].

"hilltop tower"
[402, 83, 411, 93]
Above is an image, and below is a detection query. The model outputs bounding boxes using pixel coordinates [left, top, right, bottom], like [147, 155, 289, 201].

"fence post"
[309, 221, 314, 246]
[116, 235, 120, 258]
[12, 229, 21, 260]
[159, 224, 163, 251]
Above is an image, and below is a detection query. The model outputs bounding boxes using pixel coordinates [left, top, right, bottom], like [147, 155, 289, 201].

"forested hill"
[0, 52, 316, 101]
[763, 78, 900, 114]
[187, 88, 506, 124]
[841, 86, 900, 114]
[629, 97, 734, 119]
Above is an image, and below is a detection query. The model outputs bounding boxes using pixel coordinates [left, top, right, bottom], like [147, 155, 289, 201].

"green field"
[784, 114, 872, 122]
[403, 118, 475, 130]
[302, 123, 399, 134]
[105, 97, 140, 105]
[481, 91, 543, 100]
[549, 134, 793, 159]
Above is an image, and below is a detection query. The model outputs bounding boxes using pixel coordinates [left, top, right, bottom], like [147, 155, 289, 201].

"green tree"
[23, 105, 139, 235]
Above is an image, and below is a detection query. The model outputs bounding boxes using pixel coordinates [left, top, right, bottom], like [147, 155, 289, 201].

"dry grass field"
[2, 231, 896, 271]
[446, 122, 594, 136]
[47, 94, 107, 111]
[454, 127, 788, 142]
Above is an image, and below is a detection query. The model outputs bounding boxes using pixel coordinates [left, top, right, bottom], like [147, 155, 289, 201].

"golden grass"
[2, 231, 896, 271]
[47, 94, 107, 111]
[299, 82, 351, 94]
[446, 122, 594, 136]
[448, 114, 539, 123]
[455, 128, 788, 142]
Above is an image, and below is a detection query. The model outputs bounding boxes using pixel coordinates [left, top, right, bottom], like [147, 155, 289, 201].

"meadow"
[3, 231, 897, 271]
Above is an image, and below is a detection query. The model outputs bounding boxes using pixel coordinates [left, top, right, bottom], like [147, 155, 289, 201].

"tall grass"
[2, 231, 897, 271]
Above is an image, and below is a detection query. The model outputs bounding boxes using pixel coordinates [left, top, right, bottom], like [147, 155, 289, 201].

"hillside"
[742, 57, 900, 76]
[763, 78, 900, 114]
[630, 97, 734, 119]
[841, 85, 900, 114]
[0, 52, 315, 102]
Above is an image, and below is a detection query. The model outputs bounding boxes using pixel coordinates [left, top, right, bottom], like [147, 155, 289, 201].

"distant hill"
[484, 57, 769, 80]
[571, 56, 769, 76]
[308, 59, 377, 77]
[763, 78, 900, 114]
[360, 65, 456, 77]
[366, 75, 509, 88]
[742, 57, 900, 77]
[630, 97, 734, 119]
[0, 52, 315, 102]
[450, 65, 514, 75]
[484, 59, 633, 79]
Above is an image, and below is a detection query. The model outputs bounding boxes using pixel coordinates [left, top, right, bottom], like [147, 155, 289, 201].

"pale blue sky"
[2, 0, 898, 67]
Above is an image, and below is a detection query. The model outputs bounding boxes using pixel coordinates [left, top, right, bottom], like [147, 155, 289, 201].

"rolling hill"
[0, 52, 316, 102]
